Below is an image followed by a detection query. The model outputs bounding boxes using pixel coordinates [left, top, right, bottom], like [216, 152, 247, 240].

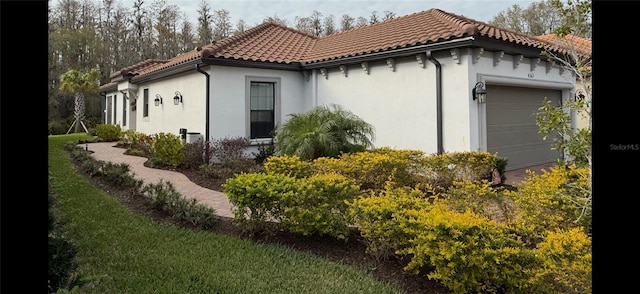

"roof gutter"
[302, 37, 474, 69]
[426, 50, 444, 155]
[196, 63, 211, 143]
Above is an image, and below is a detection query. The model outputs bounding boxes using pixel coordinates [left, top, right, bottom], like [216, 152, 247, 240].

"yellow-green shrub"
[400, 203, 539, 294]
[280, 173, 363, 239]
[506, 165, 591, 241]
[347, 183, 433, 258]
[264, 155, 314, 178]
[223, 173, 296, 231]
[531, 227, 592, 294]
[416, 151, 506, 191]
[151, 132, 184, 167]
[440, 180, 516, 224]
[313, 148, 422, 192]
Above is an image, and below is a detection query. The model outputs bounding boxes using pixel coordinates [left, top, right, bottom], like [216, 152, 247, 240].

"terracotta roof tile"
[302, 9, 553, 64]
[200, 21, 318, 64]
[109, 59, 169, 79]
[99, 81, 117, 91]
[537, 34, 592, 58]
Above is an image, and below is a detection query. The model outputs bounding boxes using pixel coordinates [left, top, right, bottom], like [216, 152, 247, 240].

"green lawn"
[48, 134, 403, 294]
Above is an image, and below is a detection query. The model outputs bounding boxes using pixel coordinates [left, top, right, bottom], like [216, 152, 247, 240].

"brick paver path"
[86, 142, 235, 218]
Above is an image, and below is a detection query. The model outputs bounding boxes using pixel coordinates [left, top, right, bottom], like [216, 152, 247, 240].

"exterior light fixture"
[154, 94, 163, 106]
[574, 89, 585, 101]
[472, 82, 487, 103]
[173, 91, 183, 105]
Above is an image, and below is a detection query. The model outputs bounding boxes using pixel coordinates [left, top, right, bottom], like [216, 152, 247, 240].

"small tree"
[274, 104, 375, 161]
[535, 0, 591, 225]
[59, 68, 100, 133]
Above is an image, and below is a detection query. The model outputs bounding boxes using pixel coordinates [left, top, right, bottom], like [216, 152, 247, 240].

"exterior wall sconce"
[173, 91, 183, 105]
[472, 82, 487, 103]
[154, 94, 163, 106]
[574, 89, 585, 101]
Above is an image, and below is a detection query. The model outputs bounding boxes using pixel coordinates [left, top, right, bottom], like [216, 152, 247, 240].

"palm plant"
[59, 68, 100, 133]
[274, 104, 375, 160]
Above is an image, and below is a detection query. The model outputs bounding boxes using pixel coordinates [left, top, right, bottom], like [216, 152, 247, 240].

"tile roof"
[109, 59, 169, 79]
[200, 21, 318, 63]
[106, 8, 584, 84]
[536, 34, 592, 58]
[303, 8, 550, 64]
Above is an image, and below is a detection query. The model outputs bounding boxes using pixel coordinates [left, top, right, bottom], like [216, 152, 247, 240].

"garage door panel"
[486, 85, 562, 171]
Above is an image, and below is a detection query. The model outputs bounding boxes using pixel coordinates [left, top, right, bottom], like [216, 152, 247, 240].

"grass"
[48, 134, 404, 294]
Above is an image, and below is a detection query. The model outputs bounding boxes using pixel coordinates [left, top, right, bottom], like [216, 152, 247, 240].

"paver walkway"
[86, 141, 553, 219]
[86, 142, 235, 218]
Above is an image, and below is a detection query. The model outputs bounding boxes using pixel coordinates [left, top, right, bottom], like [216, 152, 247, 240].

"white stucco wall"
[133, 70, 207, 138]
[313, 55, 439, 154]
[311, 48, 576, 156]
[207, 65, 307, 141]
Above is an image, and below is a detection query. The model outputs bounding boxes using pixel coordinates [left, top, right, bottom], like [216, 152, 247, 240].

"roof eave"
[202, 57, 303, 70]
[301, 37, 475, 69]
[130, 59, 201, 84]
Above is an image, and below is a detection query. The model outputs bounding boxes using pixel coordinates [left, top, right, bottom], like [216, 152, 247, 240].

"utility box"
[186, 132, 202, 144]
[179, 128, 187, 143]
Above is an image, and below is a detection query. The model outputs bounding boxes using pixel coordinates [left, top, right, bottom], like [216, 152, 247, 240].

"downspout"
[427, 50, 444, 155]
[196, 63, 210, 141]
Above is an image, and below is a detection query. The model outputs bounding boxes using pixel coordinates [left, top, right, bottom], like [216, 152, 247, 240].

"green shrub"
[279, 173, 363, 239]
[151, 132, 184, 168]
[141, 180, 217, 229]
[223, 173, 297, 232]
[94, 124, 122, 141]
[49, 120, 71, 135]
[48, 191, 81, 292]
[400, 203, 539, 294]
[97, 161, 144, 191]
[252, 139, 276, 164]
[181, 140, 208, 169]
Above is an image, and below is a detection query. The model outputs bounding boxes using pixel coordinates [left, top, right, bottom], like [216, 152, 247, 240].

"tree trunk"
[74, 93, 86, 133]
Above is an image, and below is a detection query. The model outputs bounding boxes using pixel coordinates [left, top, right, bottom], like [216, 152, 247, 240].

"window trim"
[245, 76, 281, 143]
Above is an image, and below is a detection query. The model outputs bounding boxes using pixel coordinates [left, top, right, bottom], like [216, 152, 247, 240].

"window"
[249, 81, 276, 139]
[113, 94, 117, 125]
[106, 95, 113, 124]
[143, 89, 149, 117]
[122, 94, 127, 126]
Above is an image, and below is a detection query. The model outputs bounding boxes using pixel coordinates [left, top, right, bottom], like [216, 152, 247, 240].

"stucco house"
[99, 8, 586, 171]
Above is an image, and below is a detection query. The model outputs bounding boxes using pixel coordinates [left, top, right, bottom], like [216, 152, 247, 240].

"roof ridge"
[200, 21, 318, 58]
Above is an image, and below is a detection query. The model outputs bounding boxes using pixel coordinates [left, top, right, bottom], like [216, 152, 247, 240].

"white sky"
[53, 0, 538, 27]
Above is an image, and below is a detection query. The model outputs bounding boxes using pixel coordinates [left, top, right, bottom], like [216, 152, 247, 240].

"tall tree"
[382, 10, 396, 21]
[196, 0, 213, 44]
[309, 10, 323, 36]
[212, 9, 232, 41]
[59, 68, 100, 133]
[355, 16, 368, 28]
[489, 0, 590, 38]
[179, 13, 196, 51]
[234, 19, 248, 35]
[323, 14, 336, 36]
[263, 14, 288, 26]
[340, 14, 354, 31]
[369, 10, 379, 24]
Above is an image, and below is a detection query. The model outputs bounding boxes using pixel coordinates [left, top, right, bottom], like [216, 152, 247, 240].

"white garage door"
[486, 85, 562, 171]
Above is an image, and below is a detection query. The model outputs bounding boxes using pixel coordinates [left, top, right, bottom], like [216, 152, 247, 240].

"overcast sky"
[56, 0, 538, 27]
